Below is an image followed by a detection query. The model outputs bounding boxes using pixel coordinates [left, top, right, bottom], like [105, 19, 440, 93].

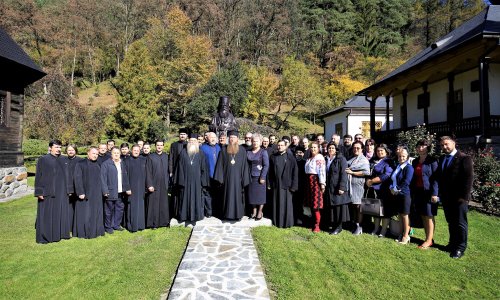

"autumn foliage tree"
[145, 7, 216, 128]
[242, 65, 280, 124]
[275, 56, 325, 130]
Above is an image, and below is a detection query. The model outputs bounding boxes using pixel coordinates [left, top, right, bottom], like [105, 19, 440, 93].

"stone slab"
[167, 222, 271, 300]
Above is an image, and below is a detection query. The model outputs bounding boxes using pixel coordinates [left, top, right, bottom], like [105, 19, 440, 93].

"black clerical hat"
[189, 133, 199, 139]
[179, 128, 189, 134]
[227, 130, 239, 137]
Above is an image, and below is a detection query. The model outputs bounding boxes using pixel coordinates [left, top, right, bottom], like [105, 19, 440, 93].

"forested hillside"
[0, 0, 486, 143]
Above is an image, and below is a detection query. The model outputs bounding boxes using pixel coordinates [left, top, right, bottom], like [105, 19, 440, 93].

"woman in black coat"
[324, 143, 350, 235]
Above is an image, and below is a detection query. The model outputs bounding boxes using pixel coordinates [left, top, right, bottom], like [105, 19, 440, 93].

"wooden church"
[0, 27, 46, 167]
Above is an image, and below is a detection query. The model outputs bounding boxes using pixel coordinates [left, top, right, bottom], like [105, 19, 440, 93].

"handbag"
[361, 188, 384, 217]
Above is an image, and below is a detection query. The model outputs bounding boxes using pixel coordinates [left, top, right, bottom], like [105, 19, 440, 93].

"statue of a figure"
[209, 96, 238, 136]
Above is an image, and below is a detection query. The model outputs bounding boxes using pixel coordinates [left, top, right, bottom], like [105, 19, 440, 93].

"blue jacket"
[370, 158, 393, 191]
[411, 156, 438, 196]
[200, 143, 221, 178]
[100, 159, 130, 200]
[390, 163, 414, 196]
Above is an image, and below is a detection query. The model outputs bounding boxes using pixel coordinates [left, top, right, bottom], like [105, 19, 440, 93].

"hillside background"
[0, 0, 486, 143]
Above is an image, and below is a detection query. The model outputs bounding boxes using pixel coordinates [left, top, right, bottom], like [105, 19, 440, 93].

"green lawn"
[0, 192, 191, 299]
[253, 211, 500, 300]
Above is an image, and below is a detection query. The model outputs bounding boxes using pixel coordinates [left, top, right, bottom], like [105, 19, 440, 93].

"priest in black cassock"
[268, 140, 299, 228]
[73, 147, 105, 239]
[174, 133, 209, 222]
[214, 130, 250, 220]
[97, 143, 110, 166]
[145, 139, 170, 228]
[64, 144, 83, 235]
[125, 144, 147, 232]
[34, 139, 71, 243]
[169, 128, 188, 216]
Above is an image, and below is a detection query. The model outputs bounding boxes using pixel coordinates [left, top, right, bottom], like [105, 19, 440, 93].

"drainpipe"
[345, 108, 352, 137]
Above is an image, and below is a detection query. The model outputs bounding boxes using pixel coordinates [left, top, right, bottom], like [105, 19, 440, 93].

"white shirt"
[305, 154, 326, 185]
[114, 160, 123, 193]
[390, 161, 408, 191]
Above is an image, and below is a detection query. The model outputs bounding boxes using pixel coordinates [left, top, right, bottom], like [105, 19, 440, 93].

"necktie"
[443, 155, 452, 170]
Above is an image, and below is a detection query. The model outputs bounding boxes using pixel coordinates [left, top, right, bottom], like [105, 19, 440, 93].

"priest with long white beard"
[214, 130, 250, 220]
[174, 133, 210, 222]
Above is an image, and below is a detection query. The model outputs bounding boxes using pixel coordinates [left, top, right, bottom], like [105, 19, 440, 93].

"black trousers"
[202, 187, 213, 217]
[104, 195, 125, 230]
[442, 200, 468, 252]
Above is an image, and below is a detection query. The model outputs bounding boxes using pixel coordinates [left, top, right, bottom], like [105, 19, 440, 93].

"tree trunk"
[70, 47, 77, 96]
[276, 104, 298, 131]
[166, 102, 171, 129]
[88, 48, 96, 86]
[116, 53, 120, 76]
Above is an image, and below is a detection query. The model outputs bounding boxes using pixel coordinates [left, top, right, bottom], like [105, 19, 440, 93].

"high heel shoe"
[397, 236, 411, 245]
[255, 214, 262, 221]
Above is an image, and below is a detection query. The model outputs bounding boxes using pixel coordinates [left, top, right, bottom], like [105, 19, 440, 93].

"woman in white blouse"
[305, 142, 326, 233]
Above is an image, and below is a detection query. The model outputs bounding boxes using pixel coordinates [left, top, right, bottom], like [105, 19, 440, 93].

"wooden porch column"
[479, 57, 491, 138]
[402, 89, 408, 129]
[366, 95, 377, 138]
[422, 82, 429, 125]
[448, 73, 455, 133]
[385, 95, 391, 131]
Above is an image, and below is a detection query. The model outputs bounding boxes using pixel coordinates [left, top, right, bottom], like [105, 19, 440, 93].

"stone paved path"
[165, 217, 272, 300]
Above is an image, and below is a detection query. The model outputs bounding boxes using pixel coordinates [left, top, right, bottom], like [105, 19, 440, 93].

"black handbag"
[361, 188, 384, 217]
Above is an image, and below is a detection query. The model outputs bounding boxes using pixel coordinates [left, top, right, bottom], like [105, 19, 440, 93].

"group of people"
[34, 129, 473, 259]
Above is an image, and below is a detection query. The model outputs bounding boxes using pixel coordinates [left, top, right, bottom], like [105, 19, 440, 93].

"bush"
[236, 118, 277, 138]
[470, 147, 500, 214]
[22, 139, 49, 156]
[396, 124, 437, 157]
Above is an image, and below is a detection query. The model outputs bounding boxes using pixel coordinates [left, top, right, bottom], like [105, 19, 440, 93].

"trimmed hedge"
[22, 139, 49, 156]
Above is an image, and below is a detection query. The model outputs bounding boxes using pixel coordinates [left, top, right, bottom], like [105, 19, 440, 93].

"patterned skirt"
[305, 174, 323, 210]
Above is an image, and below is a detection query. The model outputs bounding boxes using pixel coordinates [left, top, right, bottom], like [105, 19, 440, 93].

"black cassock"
[145, 152, 170, 228]
[169, 141, 186, 216]
[65, 155, 84, 234]
[73, 159, 105, 239]
[214, 146, 250, 220]
[125, 155, 147, 231]
[34, 154, 71, 243]
[268, 152, 298, 228]
[174, 150, 209, 222]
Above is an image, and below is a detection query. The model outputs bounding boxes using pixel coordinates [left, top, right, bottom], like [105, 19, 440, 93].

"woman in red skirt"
[305, 142, 327, 232]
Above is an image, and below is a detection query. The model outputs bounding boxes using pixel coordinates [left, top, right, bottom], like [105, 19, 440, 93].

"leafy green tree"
[353, 0, 411, 57]
[186, 63, 249, 131]
[109, 40, 159, 141]
[296, 0, 356, 64]
[275, 56, 324, 130]
[242, 65, 279, 123]
[144, 7, 216, 128]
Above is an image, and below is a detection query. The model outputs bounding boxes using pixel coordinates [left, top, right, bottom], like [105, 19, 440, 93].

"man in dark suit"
[436, 136, 473, 259]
